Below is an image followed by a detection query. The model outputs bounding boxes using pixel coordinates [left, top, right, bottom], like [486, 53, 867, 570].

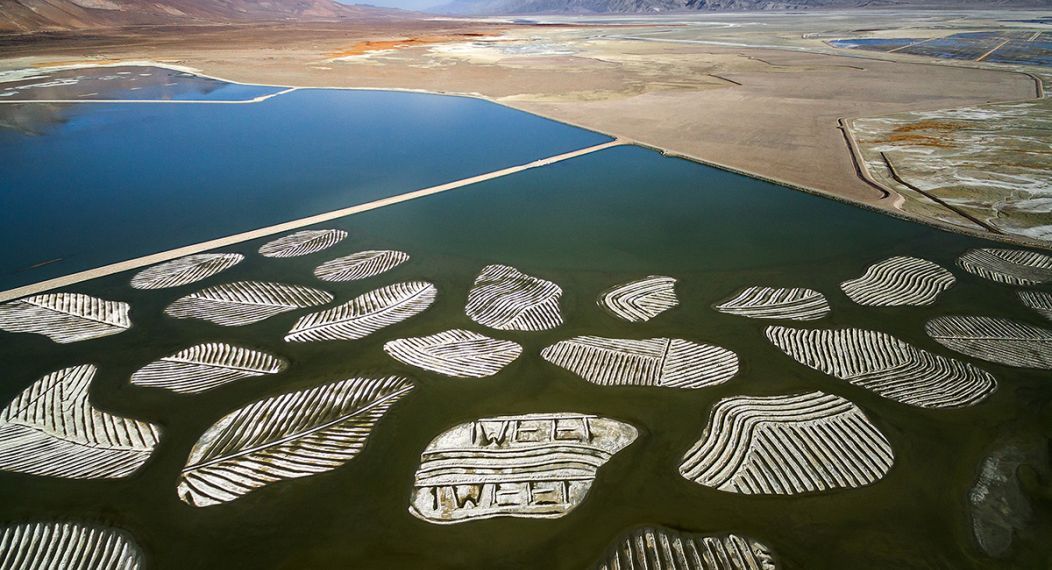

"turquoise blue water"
[0, 71, 609, 290]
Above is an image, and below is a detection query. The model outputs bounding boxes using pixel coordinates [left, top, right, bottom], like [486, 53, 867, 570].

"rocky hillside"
[0, 0, 405, 33]
[434, 0, 1048, 15]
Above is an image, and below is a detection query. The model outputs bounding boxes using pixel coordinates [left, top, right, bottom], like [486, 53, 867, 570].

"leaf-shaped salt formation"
[766, 326, 996, 408]
[0, 293, 130, 344]
[409, 413, 637, 524]
[178, 375, 413, 506]
[679, 391, 893, 495]
[465, 265, 562, 331]
[598, 275, 678, 322]
[0, 521, 144, 570]
[840, 256, 955, 306]
[542, 336, 738, 389]
[1020, 291, 1052, 322]
[130, 253, 243, 290]
[258, 229, 347, 258]
[285, 281, 436, 342]
[714, 287, 829, 321]
[384, 329, 521, 378]
[593, 526, 778, 570]
[0, 365, 159, 479]
[165, 281, 332, 326]
[926, 316, 1052, 369]
[314, 250, 409, 282]
[957, 248, 1052, 286]
[131, 343, 288, 394]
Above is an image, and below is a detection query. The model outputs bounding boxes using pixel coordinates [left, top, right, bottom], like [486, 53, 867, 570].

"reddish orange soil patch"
[873, 119, 963, 148]
[330, 33, 489, 58]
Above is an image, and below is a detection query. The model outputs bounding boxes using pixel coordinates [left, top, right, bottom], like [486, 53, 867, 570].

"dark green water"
[0, 145, 1050, 568]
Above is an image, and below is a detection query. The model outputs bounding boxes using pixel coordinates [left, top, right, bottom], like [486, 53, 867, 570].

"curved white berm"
[593, 526, 778, 570]
[178, 375, 413, 507]
[314, 250, 409, 282]
[542, 336, 738, 389]
[130, 253, 243, 290]
[465, 264, 563, 331]
[0, 364, 159, 479]
[131, 343, 288, 394]
[840, 256, 954, 306]
[0, 293, 130, 343]
[957, 248, 1052, 286]
[926, 316, 1052, 370]
[258, 229, 347, 258]
[0, 521, 144, 570]
[679, 391, 894, 495]
[286, 281, 436, 342]
[384, 329, 521, 378]
[766, 326, 996, 408]
[410, 413, 637, 523]
[598, 275, 678, 322]
[1019, 291, 1052, 322]
[714, 286, 829, 321]
[165, 281, 332, 326]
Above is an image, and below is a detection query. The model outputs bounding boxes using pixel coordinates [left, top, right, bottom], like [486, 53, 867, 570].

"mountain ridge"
[431, 0, 1049, 15]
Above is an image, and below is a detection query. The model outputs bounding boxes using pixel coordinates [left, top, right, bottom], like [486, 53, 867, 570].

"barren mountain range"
[434, 0, 1050, 15]
[0, 0, 405, 33]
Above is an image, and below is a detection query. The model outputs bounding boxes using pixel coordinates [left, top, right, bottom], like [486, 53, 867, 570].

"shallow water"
[0, 67, 610, 290]
[0, 134, 1050, 568]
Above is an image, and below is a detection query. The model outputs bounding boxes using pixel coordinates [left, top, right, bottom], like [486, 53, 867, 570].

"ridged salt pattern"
[0, 522, 143, 570]
[765, 326, 996, 408]
[598, 276, 678, 322]
[593, 527, 778, 570]
[957, 248, 1052, 286]
[679, 391, 894, 495]
[840, 256, 955, 306]
[314, 250, 409, 282]
[541, 336, 738, 389]
[409, 413, 637, 523]
[0, 293, 130, 344]
[465, 265, 563, 331]
[129, 253, 243, 290]
[164, 281, 333, 326]
[384, 329, 522, 378]
[0, 365, 159, 479]
[1019, 291, 1052, 322]
[258, 229, 347, 258]
[926, 316, 1052, 369]
[131, 343, 288, 394]
[714, 287, 829, 321]
[285, 281, 436, 342]
[178, 375, 414, 506]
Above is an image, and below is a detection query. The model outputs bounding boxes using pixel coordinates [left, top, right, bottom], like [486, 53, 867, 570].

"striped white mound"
[766, 326, 996, 408]
[957, 248, 1052, 286]
[409, 413, 637, 523]
[840, 256, 955, 306]
[926, 316, 1052, 369]
[542, 336, 738, 389]
[0, 522, 143, 570]
[593, 527, 778, 570]
[314, 250, 409, 282]
[165, 281, 332, 326]
[0, 365, 159, 479]
[465, 265, 563, 331]
[258, 229, 347, 258]
[714, 287, 829, 321]
[598, 276, 678, 322]
[130, 253, 243, 290]
[178, 375, 413, 507]
[0, 293, 130, 344]
[384, 329, 521, 378]
[286, 281, 436, 342]
[679, 391, 893, 495]
[1020, 291, 1052, 322]
[131, 343, 288, 394]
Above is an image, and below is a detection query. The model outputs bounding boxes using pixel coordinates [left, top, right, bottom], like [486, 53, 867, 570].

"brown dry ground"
[0, 17, 1040, 227]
